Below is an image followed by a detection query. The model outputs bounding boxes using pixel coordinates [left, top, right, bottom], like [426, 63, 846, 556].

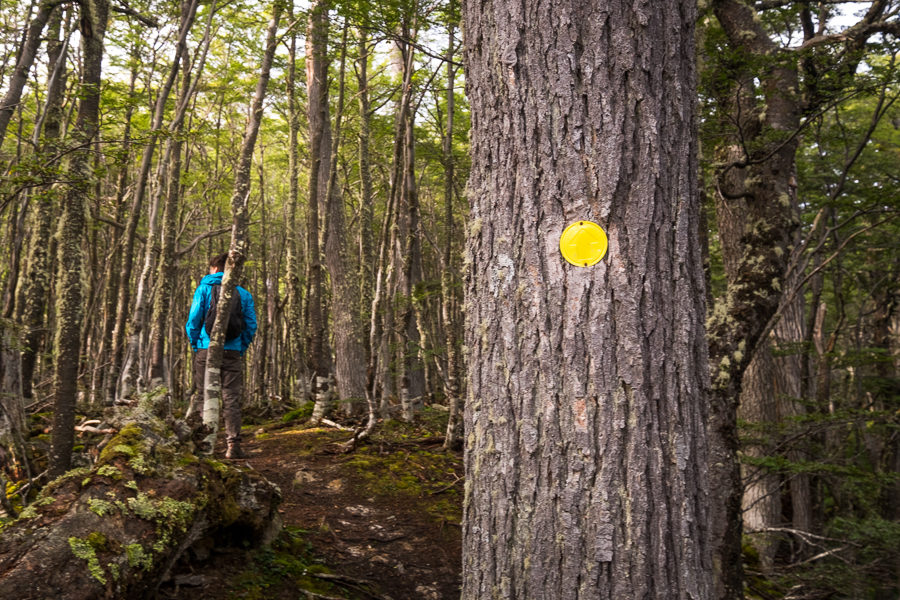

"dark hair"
[209, 252, 229, 272]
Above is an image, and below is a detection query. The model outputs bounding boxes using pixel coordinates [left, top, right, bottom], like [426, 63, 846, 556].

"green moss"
[87, 498, 119, 517]
[126, 492, 195, 531]
[96, 465, 123, 480]
[68, 536, 107, 584]
[16, 495, 56, 520]
[125, 543, 153, 571]
[281, 402, 315, 423]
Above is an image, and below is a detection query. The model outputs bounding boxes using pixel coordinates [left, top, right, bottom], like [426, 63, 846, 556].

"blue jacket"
[185, 272, 257, 354]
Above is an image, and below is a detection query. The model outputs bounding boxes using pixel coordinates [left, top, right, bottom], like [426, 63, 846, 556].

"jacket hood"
[200, 272, 223, 285]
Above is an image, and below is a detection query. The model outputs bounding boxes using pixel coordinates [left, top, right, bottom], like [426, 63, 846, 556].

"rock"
[0, 412, 281, 600]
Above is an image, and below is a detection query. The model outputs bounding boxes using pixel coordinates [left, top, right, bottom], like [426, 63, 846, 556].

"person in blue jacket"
[185, 252, 258, 458]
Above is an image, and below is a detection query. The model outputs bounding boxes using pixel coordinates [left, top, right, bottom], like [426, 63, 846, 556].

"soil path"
[163, 425, 463, 600]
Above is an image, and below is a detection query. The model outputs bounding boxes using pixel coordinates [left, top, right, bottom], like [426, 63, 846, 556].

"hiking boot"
[225, 440, 248, 459]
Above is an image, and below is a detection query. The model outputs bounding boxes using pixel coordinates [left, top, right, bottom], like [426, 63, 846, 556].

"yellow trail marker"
[559, 220, 608, 267]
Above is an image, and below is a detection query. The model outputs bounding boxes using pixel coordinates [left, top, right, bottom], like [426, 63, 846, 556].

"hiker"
[185, 252, 258, 459]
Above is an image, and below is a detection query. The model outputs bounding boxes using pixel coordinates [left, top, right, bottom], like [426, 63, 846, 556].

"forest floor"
[158, 408, 463, 600]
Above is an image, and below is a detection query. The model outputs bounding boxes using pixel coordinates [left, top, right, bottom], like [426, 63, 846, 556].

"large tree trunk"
[461, 0, 711, 597]
[49, 0, 109, 478]
[0, 413, 281, 600]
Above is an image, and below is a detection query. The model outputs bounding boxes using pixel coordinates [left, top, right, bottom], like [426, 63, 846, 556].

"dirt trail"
[162, 424, 463, 600]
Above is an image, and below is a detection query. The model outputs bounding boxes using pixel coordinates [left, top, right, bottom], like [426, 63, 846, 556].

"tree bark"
[49, 0, 109, 478]
[305, 0, 333, 424]
[18, 7, 68, 402]
[461, 0, 711, 597]
[202, 0, 281, 450]
[441, 10, 462, 449]
[324, 24, 368, 415]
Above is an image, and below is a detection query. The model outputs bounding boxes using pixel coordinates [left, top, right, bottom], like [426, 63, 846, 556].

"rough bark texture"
[49, 0, 109, 477]
[324, 28, 368, 414]
[0, 409, 281, 600]
[19, 8, 68, 402]
[305, 0, 332, 421]
[461, 0, 711, 597]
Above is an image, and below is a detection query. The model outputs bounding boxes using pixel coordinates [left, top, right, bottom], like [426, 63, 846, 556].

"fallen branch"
[320, 418, 353, 432]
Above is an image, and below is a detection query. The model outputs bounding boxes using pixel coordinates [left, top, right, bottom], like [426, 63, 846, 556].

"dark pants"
[190, 348, 244, 443]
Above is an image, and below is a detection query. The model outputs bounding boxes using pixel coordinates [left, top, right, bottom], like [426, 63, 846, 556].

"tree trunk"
[305, 0, 332, 424]
[18, 8, 68, 402]
[48, 0, 109, 478]
[117, 0, 200, 401]
[284, 3, 307, 405]
[324, 24, 368, 415]
[441, 11, 462, 449]
[392, 27, 425, 422]
[461, 0, 711, 597]
[202, 0, 281, 450]
[0, 0, 56, 151]
[706, 3, 892, 595]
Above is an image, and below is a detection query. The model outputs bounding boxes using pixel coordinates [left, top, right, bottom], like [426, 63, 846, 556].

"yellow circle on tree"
[559, 220, 608, 267]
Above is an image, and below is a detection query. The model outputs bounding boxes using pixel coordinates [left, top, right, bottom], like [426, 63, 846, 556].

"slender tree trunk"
[441, 12, 461, 449]
[305, 0, 332, 424]
[17, 8, 68, 402]
[49, 0, 109, 478]
[149, 1, 215, 389]
[114, 0, 198, 398]
[112, 0, 200, 402]
[284, 3, 307, 405]
[462, 0, 711, 597]
[202, 0, 281, 450]
[0, 0, 56, 151]
[357, 29, 375, 334]
[324, 24, 368, 415]
[393, 26, 425, 422]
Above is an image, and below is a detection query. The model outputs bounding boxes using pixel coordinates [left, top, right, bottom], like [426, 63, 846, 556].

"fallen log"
[0, 409, 281, 600]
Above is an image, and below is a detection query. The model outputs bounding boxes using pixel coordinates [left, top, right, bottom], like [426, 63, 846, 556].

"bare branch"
[110, 1, 159, 27]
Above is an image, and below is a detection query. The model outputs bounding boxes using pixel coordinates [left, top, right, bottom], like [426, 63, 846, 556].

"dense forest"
[0, 0, 898, 598]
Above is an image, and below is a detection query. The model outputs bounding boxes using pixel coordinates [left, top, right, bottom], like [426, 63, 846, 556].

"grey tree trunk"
[116, 0, 200, 401]
[324, 25, 368, 415]
[461, 0, 711, 597]
[49, 0, 109, 478]
[441, 13, 461, 449]
[202, 0, 281, 449]
[305, 0, 333, 424]
[18, 8, 68, 402]
[284, 4, 307, 405]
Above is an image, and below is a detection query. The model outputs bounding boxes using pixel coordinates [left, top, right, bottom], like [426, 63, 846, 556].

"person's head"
[209, 252, 228, 274]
